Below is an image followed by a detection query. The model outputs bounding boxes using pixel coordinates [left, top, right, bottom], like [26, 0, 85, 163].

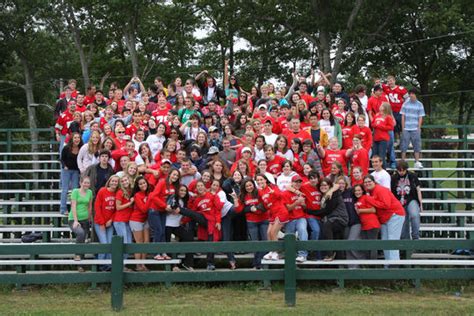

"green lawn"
[1, 282, 473, 315]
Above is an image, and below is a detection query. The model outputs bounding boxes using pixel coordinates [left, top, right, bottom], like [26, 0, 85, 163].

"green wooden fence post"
[111, 236, 124, 311]
[284, 234, 297, 307]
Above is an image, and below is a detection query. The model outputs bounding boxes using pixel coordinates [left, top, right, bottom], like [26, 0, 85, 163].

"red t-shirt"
[367, 185, 405, 224]
[372, 114, 394, 142]
[94, 188, 116, 225]
[367, 94, 388, 120]
[322, 149, 348, 176]
[148, 179, 175, 211]
[351, 147, 369, 176]
[235, 194, 269, 223]
[191, 192, 222, 241]
[355, 195, 381, 230]
[130, 191, 149, 223]
[283, 129, 312, 145]
[258, 185, 289, 222]
[300, 183, 322, 219]
[351, 125, 373, 152]
[341, 125, 354, 149]
[114, 189, 133, 222]
[282, 191, 306, 220]
[266, 155, 286, 176]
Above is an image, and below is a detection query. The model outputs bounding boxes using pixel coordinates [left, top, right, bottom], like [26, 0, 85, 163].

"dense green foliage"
[0, 0, 472, 129]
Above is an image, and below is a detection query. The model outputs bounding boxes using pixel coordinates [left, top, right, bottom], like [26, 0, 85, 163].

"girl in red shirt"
[191, 181, 222, 270]
[351, 115, 372, 152]
[233, 178, 268, 269]
[94, 175, 119, 266]
[255, 173, 289, 261]
[341, 112, 356, 149]
[148, 169, 180, 260]
[351, 166, 364, 186]
[363, 175, 405, 261]
[130, 176, 151, 271]
[353, 184, 380, 260]
[114, 176, 134, 246]
[349, 134, 369, 176]
[371, 102, 395, 168]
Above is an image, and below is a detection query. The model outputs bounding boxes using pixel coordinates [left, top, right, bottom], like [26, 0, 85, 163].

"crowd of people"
[55, 63, 426, 271]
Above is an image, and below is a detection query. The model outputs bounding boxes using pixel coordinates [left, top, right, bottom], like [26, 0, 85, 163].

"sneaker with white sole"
[271, 252, 279, 261]
[414, 161, 424, 169]
[263, 252, 274, 260]
[296, 256, 307, 263]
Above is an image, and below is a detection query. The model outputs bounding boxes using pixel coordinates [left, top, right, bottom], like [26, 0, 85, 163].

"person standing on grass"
[69, 176, 93, 270]
[391, 160, 422, 240]
[400, 88, 425, 169]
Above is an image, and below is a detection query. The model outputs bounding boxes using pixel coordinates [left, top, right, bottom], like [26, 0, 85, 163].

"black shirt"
[61, 145, 79, 170]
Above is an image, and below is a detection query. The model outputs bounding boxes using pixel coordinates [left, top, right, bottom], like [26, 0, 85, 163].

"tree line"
[0, 0, 472, 132]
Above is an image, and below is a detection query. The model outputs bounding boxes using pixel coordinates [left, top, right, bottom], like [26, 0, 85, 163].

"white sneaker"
[263, 252, 274, 260]
[271, 252, 279, 261]
[296, 256, 307, 263]
[414, 161, 424, 169]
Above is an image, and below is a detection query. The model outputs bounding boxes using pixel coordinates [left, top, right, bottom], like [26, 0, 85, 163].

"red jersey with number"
[152, 108, 169, 123]
[322, 149, 348, 176]
[55, 111, 74, 135]
[382, 84, 408, 113]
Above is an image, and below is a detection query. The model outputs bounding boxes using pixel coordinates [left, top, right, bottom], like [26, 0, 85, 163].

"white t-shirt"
[276, 171, 297, 191]
[371, 169, 391, 189]
[262, 133, 278, 147]
[146, 134, 165, 157]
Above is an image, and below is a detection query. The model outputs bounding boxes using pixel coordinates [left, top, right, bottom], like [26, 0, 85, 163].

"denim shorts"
[129, 220, 150, 232]
[401, 129, 421, 152]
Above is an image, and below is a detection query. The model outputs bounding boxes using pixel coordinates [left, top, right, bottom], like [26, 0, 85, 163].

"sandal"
[162, 254, 172, 260]
[154, 254, 164, 260]
[230, 261, 237, 270]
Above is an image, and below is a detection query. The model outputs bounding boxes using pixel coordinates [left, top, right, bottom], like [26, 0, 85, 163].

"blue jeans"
[113, 221, 132, 260]
[221, 208, 236, 263]
[148, 210, 166, 245]
[247, 220, 269, 268]
[380, 214, 405, 260]
[286, 218, 308, 258]
[373, 140, 388, 168]
[60, 168, 80, 214]
[307, 218, 321, 241]
[94, 223, 113, 260]
[388, 131, 396, 166]
[401, 200, 421, 240]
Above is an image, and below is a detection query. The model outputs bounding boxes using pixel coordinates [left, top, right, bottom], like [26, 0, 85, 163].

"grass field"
[1, 282, 473, 315]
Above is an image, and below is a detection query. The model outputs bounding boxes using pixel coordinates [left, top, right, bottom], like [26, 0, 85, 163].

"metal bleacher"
[0, 127, 473, 246]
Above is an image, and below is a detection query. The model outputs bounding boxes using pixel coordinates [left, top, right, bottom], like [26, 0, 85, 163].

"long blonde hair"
[87, 130, 102, 155]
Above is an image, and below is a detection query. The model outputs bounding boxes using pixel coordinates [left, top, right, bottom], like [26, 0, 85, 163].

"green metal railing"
[0, 235, 473, 311]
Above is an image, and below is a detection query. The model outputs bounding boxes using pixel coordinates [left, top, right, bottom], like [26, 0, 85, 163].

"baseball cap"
[291, 174, 303, 182]
[241, 147, 252, 154]
[208, 146, 219, 155]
